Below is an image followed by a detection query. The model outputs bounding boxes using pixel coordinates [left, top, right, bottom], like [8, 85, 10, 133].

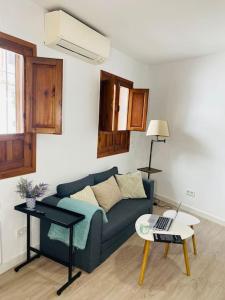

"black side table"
[14, 201, 85, 296]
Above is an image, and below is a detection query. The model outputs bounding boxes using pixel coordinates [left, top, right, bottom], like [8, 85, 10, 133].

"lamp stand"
[148, 136, 166, 179]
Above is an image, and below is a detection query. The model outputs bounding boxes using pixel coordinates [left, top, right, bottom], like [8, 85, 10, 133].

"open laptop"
[148, 202, 182, 231]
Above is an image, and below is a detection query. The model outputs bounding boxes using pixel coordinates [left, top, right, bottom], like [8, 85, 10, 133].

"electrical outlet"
[17, 226, 26, 237]
[186, 190, 195, 198]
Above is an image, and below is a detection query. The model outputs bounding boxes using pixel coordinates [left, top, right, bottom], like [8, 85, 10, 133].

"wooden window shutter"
[99, 76, 116, 132]
[97, 131, 130, 158]
[127, 89, 149, 131]
[25, 57, 63, 134]
[97, 71, 133, 158]
[0, 133, 35, 179]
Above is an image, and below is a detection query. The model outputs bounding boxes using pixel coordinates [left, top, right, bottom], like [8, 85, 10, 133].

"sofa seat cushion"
[102, 198, 151, 242]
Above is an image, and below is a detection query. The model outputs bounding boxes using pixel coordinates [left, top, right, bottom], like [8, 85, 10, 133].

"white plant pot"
[26, 198, 36, 210]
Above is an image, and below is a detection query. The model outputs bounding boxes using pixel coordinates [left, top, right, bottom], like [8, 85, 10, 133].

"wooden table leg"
[183, 240, 191, 276]
[191, 225, 197, 255]
[138, 240, 150, 285]
[143, 240, 147, 254]
[164, 243, 170, 258]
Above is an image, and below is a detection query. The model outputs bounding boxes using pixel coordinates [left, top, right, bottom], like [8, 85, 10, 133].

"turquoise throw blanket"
[48, 198, 108, 250]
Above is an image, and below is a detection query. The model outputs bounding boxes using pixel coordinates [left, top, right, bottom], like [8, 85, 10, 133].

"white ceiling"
[32, 0, 225, 64]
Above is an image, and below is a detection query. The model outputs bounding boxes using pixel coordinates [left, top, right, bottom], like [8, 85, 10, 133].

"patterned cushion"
[91, 176, 122, 212]
[115, 171, 147, 199]
[70, 185, 99, 206]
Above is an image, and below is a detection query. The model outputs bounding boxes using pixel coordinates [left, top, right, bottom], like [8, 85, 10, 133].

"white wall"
[150, 53, 225, 223]
[0, 0, 151, 269]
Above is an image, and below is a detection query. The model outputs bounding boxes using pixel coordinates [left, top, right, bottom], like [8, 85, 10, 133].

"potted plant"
[16, 178, 48, 210]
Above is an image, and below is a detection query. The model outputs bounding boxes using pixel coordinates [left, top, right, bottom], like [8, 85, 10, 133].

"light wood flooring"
[0, 204, 225, 300]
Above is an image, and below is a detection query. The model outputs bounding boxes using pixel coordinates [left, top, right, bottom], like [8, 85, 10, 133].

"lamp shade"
[146, 120, 169, 137]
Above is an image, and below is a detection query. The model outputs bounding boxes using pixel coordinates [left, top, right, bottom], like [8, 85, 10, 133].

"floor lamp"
[146, 120, 170, 179]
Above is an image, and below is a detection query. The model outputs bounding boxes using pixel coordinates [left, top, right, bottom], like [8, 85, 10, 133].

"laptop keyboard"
[153, 216, 172, 231]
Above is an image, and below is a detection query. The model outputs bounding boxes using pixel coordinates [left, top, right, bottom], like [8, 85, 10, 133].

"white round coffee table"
[135, 214, 194, 285]
[163, 210, 200, 255]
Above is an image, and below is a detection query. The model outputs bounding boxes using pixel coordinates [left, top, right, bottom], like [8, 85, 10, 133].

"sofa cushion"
[57, 175, 94, 198]
[102, 198, 152, 242]
[115, 171, 147, 199]
[70, 186, 99, 206]
[90, 167, 118, 184]
[91, 176, 122, 212]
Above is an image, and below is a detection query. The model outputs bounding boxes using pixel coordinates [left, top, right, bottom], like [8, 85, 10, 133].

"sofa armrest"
[40, 194, 103, 273]
[42, 194, 61, 206]
[143, 179, 154, 200]
[76, 209, 103, 272]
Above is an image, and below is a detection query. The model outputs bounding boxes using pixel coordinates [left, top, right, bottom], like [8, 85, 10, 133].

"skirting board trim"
[155, 193, 225, 227]
[0, 244, 39, 275]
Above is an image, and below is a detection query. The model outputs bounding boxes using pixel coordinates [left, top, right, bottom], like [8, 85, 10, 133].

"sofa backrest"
[90, 167, 118, 185]
[56, 167, 119, 198]
[57, 175, 94, 198]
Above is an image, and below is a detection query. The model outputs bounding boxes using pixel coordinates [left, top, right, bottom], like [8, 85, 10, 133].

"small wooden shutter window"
[0, 133, 35, 179]
[25, 57, 63, 134]
[127, 89, 149, 131]
[0, 32, 37, 179]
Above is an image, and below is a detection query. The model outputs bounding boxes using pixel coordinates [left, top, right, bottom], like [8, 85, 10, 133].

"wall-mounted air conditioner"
[45, 10, 111, 64]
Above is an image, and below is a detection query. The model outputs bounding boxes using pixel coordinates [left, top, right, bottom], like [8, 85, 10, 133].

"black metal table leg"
[27, 214, 31, 261]
[14, 254, 40, 272]
[15, 214, 40, 272]
[14, 205, 83, 296]
[69, 225, 73, 280]
[56, 226, 82, 296]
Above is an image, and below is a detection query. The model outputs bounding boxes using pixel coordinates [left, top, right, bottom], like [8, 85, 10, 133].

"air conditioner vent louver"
[45, 10, 110, 64]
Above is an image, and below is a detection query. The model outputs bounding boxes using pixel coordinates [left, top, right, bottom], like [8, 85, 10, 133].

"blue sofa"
[40, 167, 154, 273]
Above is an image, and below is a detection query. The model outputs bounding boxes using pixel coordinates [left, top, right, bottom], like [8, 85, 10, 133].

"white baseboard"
[0, 245, 39, 275]
[155, 193, 225, 227]
[0, 253, 26, 275]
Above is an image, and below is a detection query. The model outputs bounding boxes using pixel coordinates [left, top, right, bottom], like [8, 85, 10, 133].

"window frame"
[0, 32, 37, 137]
[97, 70, 133, 158]
[0, 32, 37, 179]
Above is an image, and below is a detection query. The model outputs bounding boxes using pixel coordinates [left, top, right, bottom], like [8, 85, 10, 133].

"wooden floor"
[0, 204, 225, 300]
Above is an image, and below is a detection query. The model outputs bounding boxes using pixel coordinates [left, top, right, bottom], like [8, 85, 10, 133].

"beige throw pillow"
[115, 171, 147, 199]
[70, 185, 99, 206]
[91, 176, 122, 212]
